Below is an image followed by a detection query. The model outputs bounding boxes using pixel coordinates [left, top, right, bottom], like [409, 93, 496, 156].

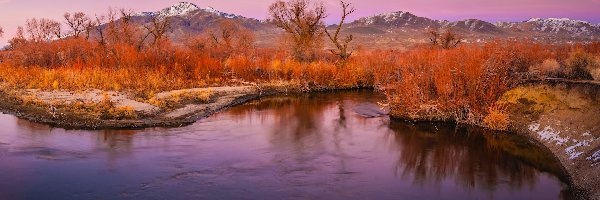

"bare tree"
[204, 20, 256, 56]
[235, 28, 256, 52]
[49, 20, 62, 39]
[142, 16, 171, 46]
[105, 8, 138, 45]
[325, 1, 355, 64]
[93, 14, 107, 45]
[25, 18, 62, 42]
[118, 9, 137, 45]
[64, 12, 90, 38]
[0, 25, 4, 38]
[207, 20, 240, 49]
[136, 16, 172, 50]
[428, 30, 439, 46]
[269, 0, 326, 61]
[8, 26, 27, 49]
[428, 29, 462, 49]
[83, 18, 97, 40]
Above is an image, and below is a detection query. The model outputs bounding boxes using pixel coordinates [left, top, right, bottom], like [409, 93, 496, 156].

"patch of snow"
[565, 139, 592, 160]
[582, 132, 591, 137]
[357, 11, 419, 25]
[202, 6, 240, 19]
[529, 123, 569, 145]
[134, 2, 242, 19]
[587, 150, 600, 166]
[135, 2, 200, 18]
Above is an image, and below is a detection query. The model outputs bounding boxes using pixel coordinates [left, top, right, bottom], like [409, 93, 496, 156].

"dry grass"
[590, 56, 600, 81]
[530, 59, 561, 78]
[147, 90, 213, 111]
[17, 91, 139, 120]
[483, 103, 510, 131]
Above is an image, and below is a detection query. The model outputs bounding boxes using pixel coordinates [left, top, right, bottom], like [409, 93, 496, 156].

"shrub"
[589, 56, 600, 81]
[483, 103, 510, 131]
[565, 49, 594, 80]
[529, 59, 560, 79]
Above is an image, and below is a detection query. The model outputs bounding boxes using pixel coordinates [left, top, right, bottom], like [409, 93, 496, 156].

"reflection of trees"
[98, 130, 136, 149]
[12, 116, 56, 138]
[229, 91, 371, 176]
[385, 120, 568, 192]
[266, 94, 329, 152]
[96, 130, 137, 162]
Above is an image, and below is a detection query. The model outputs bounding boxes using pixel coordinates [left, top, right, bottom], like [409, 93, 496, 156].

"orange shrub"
[483, 103, 510, 131]
[375, 41, 588, 122]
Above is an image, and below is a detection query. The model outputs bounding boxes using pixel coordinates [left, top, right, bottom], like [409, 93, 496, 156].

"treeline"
[0, 0, 599, 129]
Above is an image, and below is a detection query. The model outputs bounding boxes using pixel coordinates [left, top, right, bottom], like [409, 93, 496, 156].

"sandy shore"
[0, 86, 267, 129]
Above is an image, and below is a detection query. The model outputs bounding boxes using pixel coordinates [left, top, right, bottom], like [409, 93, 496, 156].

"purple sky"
[1, 0, 600, 45]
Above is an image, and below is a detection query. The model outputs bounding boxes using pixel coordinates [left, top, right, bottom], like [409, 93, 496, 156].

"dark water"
[0, 90, 573, 200]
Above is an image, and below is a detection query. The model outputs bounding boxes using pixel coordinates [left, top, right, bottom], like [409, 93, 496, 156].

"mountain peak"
[526, 17, 591, 25]
[136, 2, 243, 19]
[353, 10, 440, 28]
[495, 17, 600, 35]
[159, 2, 200, 17]
[138, 2, 200, 18]
[201, 6, 241, 19]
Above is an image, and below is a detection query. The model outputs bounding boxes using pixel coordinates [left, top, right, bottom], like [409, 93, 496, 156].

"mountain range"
[133, 2, 600, 49]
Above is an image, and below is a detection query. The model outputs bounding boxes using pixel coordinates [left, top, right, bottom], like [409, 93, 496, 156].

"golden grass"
[147, 90, 213, 110]
[483, 103, 510, 131]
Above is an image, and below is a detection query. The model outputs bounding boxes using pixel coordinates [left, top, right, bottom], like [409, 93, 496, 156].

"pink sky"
[1, 0, 599, 46]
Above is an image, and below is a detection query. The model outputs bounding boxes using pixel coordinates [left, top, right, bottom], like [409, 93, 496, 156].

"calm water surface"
[0, 90, 573, 199]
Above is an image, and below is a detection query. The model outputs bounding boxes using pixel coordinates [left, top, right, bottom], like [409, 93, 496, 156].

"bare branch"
[325, 1, 355, 64]
[268, 0, 327, 61]
[64, 12, 90, 38]
[25, 18, 62, 42]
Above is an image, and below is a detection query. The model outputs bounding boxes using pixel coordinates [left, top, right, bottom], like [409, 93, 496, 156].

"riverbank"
[0, 85, 267, 129]
[499, 81, 600, 199]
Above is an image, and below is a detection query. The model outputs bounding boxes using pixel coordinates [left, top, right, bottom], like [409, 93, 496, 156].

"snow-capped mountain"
[352, 11, 441, 28]
[136, 2, 242, 19]
[496, 18, 600, 35]
[442, 19, 502, 33]
[137, 2, 199, 18]
[202, 6, 241, 19]
[351, 12, 501, 33]
[348, 11, 599, 38]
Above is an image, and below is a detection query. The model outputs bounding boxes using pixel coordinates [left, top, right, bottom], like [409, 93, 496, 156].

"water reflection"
[0, 90, 573, 200]
[221, 91, 571, 199]
[385, 121, 565, 191]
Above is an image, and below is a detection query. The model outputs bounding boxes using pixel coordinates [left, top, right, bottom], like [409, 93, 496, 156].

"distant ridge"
[128, 2, 600, 48]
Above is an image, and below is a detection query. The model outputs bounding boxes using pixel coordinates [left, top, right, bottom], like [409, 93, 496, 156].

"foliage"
[376, 41, 585, 123]
[565, 49, 595, 80]
[529, 59, 560, 79]
[483, 103, 510, 131]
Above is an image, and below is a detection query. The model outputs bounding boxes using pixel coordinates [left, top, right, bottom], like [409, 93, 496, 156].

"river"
[0, 90, 574, 199]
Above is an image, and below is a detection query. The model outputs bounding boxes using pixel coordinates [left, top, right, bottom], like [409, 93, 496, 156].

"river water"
[0, 90, 574, 199]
